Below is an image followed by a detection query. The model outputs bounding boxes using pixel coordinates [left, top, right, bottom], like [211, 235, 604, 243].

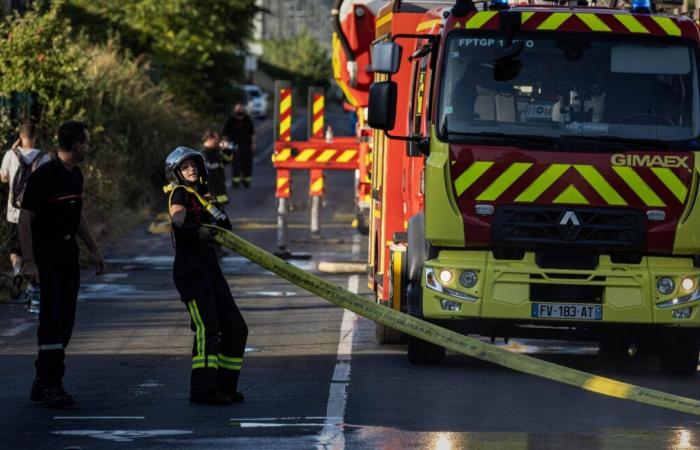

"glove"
[197, 226, 216, 244]
[216, 215, 232, 231]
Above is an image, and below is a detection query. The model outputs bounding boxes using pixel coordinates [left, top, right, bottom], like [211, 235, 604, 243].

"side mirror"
[371, 42, 402, 74]
[368, 81, 397, 130]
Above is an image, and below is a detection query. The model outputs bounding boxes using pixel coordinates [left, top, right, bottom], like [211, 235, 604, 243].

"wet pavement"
[0, 110, 699, 449]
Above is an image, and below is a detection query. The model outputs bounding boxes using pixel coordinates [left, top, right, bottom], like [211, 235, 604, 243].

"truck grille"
[491, 206, 645, 251]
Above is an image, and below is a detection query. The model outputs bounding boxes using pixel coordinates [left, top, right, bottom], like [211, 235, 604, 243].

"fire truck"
[331, 0, 383, 234]
[368, 0, 700, 373]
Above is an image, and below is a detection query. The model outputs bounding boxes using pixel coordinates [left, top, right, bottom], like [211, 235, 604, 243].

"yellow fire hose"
[209, 225, 700, 416]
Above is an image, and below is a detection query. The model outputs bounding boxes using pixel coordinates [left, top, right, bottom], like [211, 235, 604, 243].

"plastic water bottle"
[26, 282, 40, 314]
[325, 126, 334, 143]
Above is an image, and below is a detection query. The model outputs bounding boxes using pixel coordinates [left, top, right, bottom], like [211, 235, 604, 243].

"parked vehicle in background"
[244, 84, 268, 118]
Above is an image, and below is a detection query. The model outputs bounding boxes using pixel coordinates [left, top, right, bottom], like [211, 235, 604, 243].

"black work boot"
[229, 392, 245, 403]
[43, 384, 74, 408]
[189, 391, 231, 405]
[30, 378, 45, 402]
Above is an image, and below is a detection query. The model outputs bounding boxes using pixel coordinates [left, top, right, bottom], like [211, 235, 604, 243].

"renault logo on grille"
[559, 211, 581, 240]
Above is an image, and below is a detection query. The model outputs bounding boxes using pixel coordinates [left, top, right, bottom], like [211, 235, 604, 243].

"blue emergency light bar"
[630, 0, 652, 13]
[489, 0, 509, 9]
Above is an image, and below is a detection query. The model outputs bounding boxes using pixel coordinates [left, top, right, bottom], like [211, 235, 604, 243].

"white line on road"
[1, 322, 34, 337]
[237, 423, 326, 428]
[231, 416, 334, 421]
[317, 271, 360, 450]
[54, 416, 145, 420]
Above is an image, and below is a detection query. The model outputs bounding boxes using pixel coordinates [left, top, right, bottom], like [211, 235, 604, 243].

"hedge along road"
[208, 225, 700, 417]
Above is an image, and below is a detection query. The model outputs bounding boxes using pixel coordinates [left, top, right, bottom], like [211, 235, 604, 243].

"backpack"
[10, 149, 46, 208]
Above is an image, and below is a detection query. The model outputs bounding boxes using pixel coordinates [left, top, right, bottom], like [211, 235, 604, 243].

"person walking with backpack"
[0, 121, 50, 312]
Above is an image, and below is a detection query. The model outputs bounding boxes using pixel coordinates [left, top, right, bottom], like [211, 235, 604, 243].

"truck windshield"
[438, 32, 700, 150]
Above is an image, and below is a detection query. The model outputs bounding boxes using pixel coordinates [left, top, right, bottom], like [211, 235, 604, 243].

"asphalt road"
[0, 108, 699, 449]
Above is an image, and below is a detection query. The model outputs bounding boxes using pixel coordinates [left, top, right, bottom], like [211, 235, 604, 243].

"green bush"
[0, 3, 204, 272]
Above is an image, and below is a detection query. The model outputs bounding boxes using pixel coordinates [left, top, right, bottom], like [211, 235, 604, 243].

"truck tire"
[407, 335, 446, 365]
[375, 323, 405, 345]
[355, 206, 369, 235]
[407, 213, 426, 282]
[658, 329, 699, 375]
[376, 249, 408, 345]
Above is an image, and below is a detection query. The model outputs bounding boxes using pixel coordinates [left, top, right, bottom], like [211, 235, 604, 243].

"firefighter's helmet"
[164, 146, 208, 186]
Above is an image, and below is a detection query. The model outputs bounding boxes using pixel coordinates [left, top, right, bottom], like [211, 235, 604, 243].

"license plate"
[531, 303, 602, 320]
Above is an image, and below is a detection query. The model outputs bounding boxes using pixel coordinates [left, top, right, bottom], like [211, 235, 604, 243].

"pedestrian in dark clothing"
[200, 130, 226, 197]
[165, 147, 248, 405]
[19, 120, 105, 408]
[222, 103, 255, 188]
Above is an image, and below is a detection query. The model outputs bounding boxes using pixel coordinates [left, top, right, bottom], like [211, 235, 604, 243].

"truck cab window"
[438, 32, 700, 150]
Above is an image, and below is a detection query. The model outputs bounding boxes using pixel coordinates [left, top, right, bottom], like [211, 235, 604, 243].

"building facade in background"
[259, 0, 335, 50]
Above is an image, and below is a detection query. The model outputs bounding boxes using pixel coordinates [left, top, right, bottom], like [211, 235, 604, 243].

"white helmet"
[164, 146, 208, 186]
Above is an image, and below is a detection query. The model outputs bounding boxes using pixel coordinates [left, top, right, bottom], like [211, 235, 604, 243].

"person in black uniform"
[200, 130, 226, 197]
[18, 120, 105, 408]
[221, 103, 255, 188]
[165, 147, 248, 405]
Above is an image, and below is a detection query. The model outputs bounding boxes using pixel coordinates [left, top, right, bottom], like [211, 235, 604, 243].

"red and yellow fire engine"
[369, 0, 700, 373]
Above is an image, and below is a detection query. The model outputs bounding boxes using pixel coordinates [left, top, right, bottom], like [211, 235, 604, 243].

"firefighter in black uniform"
[222, 103, 255, 188]
[165, 147, 248, 405]
[19, 120, 105, 408]
[200, 130, 226, 197]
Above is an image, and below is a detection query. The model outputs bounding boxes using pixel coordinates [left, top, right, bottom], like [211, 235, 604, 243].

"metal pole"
[277, 197, 288, 250]
[310, 195, 321, 238]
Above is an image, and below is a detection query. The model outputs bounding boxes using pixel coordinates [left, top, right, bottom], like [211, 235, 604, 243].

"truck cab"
[369, 0, 700, 373]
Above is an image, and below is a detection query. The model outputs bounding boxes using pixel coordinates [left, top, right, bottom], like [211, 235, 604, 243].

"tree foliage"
[261, 29, 331, 89]
[64, 0, 260, 115]
[0, 1, 87, 140]
[0, 2, 203, 270]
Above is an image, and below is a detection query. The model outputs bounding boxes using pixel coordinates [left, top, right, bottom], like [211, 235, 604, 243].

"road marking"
[351, 235, 361, 255]
[1, 322, 33, 337]
[54, 417, 145, 420]
[235, 423, 326, 428]
[347, 276, 359, 298]
[317, 272, 360, 450]
[51, 430, 191, 442]
[231, 416, 332, 421]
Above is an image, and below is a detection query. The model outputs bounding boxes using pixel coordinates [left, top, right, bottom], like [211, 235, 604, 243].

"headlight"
[681, 277, 695, 292]
[425, 267, 478, 302]
[438, 268, 453, 284]
[657, 277, 675, 295]
[459, 270, 477, 288]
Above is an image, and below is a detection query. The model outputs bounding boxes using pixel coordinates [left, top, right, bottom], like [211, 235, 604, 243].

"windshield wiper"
[559, 135, 669, 150]
[444, 130, 559, 150]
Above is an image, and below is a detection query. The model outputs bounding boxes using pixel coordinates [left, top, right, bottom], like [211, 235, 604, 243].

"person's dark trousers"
[176, 247, 248, 397]
[34, 239, 80, 388]
[232, 148, 253, 188]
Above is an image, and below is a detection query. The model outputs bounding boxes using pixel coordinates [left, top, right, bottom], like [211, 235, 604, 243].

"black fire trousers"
[35, 239, 80, 386]
[232, 148, 253, 187]
[173, 245, 248, 396]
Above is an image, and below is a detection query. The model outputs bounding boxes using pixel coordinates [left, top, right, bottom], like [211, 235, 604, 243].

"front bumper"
[421, 250, 700, 327]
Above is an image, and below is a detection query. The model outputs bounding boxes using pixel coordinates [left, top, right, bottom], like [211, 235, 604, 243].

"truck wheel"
[658, 329, 699, 375]
[376, 250, 408, 345]
[355, 207, 369, 235]
[407, 335, 445, 365]
[375, 323, 405, 345]
[407, 213, 426, 282]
